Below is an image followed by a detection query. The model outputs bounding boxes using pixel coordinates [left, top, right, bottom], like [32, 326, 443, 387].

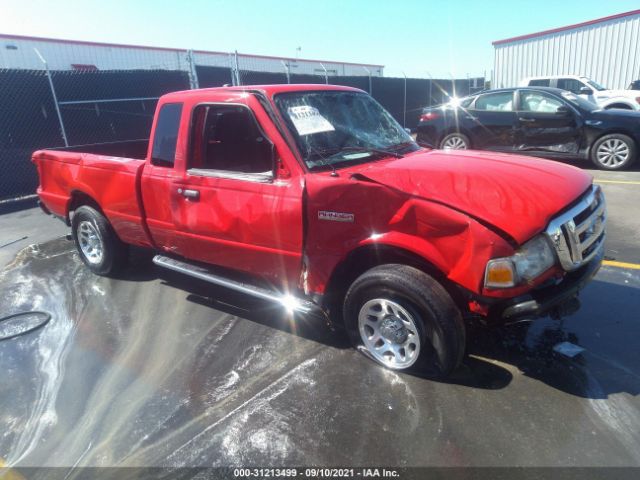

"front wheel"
[343, 264, 466, 376]
[71, 205, 128, 275]
[590, 134, 636, 170]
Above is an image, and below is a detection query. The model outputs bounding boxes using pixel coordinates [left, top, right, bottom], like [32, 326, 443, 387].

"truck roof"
[161, 83, 364, 101]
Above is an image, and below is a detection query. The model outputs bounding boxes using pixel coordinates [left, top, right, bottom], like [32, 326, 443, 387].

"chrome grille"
[546, 185, 606, 271]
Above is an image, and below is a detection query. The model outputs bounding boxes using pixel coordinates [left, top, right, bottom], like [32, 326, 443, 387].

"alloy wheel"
[596, 138, 630, 168]
[358, 298, 421, 369]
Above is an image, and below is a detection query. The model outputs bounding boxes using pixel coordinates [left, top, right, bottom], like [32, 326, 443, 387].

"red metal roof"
[493, 9, 640, 46]
[0, 33, 384, 68]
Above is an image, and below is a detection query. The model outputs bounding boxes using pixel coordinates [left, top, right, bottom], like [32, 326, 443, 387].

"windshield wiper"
[337, 146, 404, 158]
[307, 146, 404, 174]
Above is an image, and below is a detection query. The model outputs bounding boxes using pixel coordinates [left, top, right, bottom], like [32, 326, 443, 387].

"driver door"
[171, 100, 304, 287]
[515, 90, 581, 155]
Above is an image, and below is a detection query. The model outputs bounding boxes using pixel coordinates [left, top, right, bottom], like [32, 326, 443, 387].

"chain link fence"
[0, 49, 484, 204]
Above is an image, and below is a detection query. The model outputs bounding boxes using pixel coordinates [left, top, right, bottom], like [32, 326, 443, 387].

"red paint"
[33, 84, 594, 315]
[493, 9, 640, 45]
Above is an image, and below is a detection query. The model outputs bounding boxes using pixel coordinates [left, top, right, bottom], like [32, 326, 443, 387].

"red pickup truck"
[33, 84, 606, 375]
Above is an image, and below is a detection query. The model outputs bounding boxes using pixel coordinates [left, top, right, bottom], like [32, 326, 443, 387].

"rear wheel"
[343, 264, 466, 376]
[590, 134, 636, 170]
[440, 133, 470, 150]
[71, 205, 128, 275]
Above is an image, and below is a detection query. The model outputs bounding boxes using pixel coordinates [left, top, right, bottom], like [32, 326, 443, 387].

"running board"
[152, 255, 322, 316]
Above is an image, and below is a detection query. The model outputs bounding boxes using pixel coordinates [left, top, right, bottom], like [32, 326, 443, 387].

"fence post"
[320, 63, 329, 84]
[402, 72, 407, 128]
[363, 66, 372, 95]
[34, 48, 69, 147]
[234, 50, 241, 86]
[281, 60, 291, 83]
[186, 49, 199, 89]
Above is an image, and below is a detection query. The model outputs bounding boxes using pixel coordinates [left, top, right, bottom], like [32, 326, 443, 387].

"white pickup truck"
[520, 75, 640, 111]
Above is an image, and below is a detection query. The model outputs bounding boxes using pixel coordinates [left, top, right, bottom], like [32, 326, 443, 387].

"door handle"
[177, 188, 200, 200]
[464, 115, 478, 121]
[518, 117, 536, 123]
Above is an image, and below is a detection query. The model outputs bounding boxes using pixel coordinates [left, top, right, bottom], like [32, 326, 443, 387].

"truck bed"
[50, 139, 149, 159]
[33, 140, 152, 247]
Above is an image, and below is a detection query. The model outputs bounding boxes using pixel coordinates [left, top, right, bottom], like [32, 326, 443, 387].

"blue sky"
[0, 0, 638, 79]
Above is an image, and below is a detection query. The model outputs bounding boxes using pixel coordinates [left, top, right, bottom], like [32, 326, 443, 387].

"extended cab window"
[557, 78, 585, 94]
[151, 103, 183, 167]
[474, 92, 513, 111]
[189, 105, 273, 176]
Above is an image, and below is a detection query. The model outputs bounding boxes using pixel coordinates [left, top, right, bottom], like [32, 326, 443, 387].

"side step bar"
[153, 255, 323, 317]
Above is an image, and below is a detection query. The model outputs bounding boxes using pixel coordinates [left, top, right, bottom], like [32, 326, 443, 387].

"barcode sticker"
[288, 106, 335, 136]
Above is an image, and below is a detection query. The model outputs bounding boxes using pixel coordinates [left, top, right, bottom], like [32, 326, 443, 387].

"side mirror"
[272, 144, 290, 179]
[579, 87, 594, 95]
[556, 105, 571, 116]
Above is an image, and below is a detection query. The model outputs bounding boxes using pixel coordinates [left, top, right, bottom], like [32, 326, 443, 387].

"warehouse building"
[493, 9, 640, 89]
[0, 33, 383, 77]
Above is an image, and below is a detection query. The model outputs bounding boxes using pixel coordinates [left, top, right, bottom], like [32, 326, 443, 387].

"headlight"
[484, 235, 556, 289]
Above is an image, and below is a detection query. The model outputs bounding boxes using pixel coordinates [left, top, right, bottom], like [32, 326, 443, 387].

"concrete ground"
[0, 167, 639, 468]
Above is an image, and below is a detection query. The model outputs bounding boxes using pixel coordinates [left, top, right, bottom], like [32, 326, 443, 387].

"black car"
[416, 87, 640, 170]
[629, 80, 640, 90]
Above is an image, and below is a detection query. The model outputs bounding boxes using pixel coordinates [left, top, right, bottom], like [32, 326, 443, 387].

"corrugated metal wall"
[0, 36, 383, 76]
[494, 12, 640, 89]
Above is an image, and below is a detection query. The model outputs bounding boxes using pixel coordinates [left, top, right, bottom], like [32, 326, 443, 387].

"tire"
[590, 133, 637, 170]
[343, 264, 466, 376]
[71, 205, 128, 275]
[440, 132, 470, 150]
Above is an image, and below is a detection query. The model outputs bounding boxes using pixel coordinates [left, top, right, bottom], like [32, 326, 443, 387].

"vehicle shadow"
[435, 277, 640, 399]
[115, 247, 640, 399]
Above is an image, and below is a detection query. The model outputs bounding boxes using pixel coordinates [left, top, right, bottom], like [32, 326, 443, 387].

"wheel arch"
[67, 190, 104, 223]
[322, 243, 466, 321]
[588, 129, 639, 156]
[603, 102, 635, 110]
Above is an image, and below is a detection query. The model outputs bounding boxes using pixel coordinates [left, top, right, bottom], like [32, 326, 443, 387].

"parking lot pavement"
[589, 168, 640, 264]
[0, 206, 68, 269]
[0, 238, 639, 468]
[0, 167, 638, 468]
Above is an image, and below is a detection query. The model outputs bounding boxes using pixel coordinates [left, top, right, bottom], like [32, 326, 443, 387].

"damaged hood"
[350, 149, 592, 244]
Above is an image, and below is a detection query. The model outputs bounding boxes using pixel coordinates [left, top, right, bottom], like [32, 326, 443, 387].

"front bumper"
[492, 247, 604, 322]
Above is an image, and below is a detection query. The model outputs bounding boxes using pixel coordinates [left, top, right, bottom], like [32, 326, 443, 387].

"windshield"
[583, 78, 607, 91]
[274, 90, 419, 170]
[559, 91, 599, 111]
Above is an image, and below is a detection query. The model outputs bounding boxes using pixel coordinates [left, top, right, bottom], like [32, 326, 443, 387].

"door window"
[519, 92, 564, 113]
[474, 92, 513, 111]
[556, 78, 585, 94]
[189, 105, 273, 176]
[151, 103, 183, 167]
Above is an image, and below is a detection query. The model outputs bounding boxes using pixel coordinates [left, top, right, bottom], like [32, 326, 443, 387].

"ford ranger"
[33, 85, 606, 375]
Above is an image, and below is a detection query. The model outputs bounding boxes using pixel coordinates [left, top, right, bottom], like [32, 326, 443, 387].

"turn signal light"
[484, 259, 516, 288]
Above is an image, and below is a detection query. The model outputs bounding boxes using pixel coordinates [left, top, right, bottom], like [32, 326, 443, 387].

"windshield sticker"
[288, 106, 335, 136]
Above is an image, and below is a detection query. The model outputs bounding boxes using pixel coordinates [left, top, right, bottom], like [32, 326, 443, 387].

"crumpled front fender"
[303, 174, 515, 296]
